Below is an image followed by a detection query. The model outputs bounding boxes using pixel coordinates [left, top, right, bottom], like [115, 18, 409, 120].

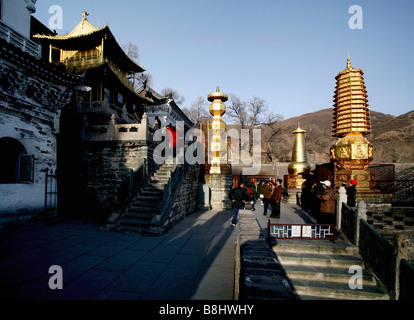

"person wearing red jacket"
[270, 179, 283, 219]
[166, 124, 177, 157]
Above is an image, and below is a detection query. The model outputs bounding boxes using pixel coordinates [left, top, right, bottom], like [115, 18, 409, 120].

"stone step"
[150, 176, 169, 183]
[123, 212, 154, 220]
[283, 265, 377, 286]
[276, 251, 365, 268]
[270, 239, 360, 256]
[134, 195, 160, 202]
[139, 190, 161, 197]
[119, 217, 152, 226]
[148, 180, 168, 187]
[291, 278, 390, 300]
[127, 206, 159, 214]
[130, 200, 158, 208]
[153, 172, 170, 179]
[142, 185, 164, 192]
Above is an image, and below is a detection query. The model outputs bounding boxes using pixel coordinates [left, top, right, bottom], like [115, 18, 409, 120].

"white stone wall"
[1, 0, 34, 39]
[0, 112, 56, 220]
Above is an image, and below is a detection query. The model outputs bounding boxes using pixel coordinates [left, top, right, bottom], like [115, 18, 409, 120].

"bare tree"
[225, 94, 248, 128]
[182, 96, 211, 126]
[136, 73, 154, 87]
[223, 93, 284, 162]
[122, 42, 155, 90]
[161, 88, 185, 105]
[122, 41, 139, 62]
[225, 94, 281, 128]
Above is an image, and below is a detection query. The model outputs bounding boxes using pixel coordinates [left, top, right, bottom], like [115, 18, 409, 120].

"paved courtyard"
[0, 200, 316, 301]
[0, 209, 237, 300]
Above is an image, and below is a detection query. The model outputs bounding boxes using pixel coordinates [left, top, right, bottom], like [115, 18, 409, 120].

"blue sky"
[33, 0, 414, 120]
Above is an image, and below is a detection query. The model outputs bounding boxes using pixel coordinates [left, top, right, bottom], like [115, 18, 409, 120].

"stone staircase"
[115, 162, 177, 233]
[270, 239, 391, 300]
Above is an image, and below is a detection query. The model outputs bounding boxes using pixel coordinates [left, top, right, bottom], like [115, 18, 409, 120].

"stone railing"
[78, 99, 136, 123]
[151, 161, 190, 232]
[84, 112, 154, 142]
[0, 20, 41, 59]
[340, 198, 414, 299]
[114, 161, 147, 216]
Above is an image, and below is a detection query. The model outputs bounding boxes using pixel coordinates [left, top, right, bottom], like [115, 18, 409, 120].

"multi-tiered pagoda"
[330, 57, 374, 190]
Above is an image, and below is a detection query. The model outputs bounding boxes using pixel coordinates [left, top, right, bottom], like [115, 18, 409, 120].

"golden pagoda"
[288, 123, 311, 177]
[284, 123, 311, 203]
[206, 86, 230, 174]
[330, 56, 374, 189]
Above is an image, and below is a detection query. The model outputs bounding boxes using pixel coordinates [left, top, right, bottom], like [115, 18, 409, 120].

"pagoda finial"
[216, 86, 220, 92]
[347, 53, 351, 69]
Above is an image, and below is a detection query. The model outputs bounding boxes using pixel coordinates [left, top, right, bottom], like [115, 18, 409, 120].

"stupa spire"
[288, 123, 310, 176]
[332, 56, 371, 137]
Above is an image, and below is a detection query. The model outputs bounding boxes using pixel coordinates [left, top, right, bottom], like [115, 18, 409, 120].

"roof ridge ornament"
[82, 11, 89, 21]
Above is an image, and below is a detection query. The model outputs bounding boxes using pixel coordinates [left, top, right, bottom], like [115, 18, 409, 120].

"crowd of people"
[228, 179, 283, 226]
[228, 177, 358, 227]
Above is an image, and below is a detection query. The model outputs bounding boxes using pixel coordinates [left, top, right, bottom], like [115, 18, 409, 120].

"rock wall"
[161, 164, 200, 230]
[80, 140, 157, 217]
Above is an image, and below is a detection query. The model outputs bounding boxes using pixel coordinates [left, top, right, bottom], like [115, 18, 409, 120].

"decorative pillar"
[392, 234, 408, 300]
[203, 86, 233, 210]
[336, 185, 347, 230]
[356, 200, 367, 246]
[206, 86, 230, 175]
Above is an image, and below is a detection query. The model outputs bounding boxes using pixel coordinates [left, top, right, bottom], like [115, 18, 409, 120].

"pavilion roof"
[33, 12, 145, 73]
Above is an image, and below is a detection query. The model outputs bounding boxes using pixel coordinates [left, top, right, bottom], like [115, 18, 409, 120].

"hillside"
[264, 109, 414, 164]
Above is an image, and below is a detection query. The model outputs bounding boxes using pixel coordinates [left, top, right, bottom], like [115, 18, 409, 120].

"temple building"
[0, 1, 82, 225]
[330, 56, 375, 194]
[30, 12, 192, 220]
[33, 11, 153, 125]
[137, 85, 193, 130]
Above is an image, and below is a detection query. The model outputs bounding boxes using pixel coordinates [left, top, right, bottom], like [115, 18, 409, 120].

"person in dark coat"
[261, 180, 273, 216]
[345, 180, 358, 207]
[229, 182, 250, 226]
[270, 179, 283, 219]
[317, 180, 336, 225]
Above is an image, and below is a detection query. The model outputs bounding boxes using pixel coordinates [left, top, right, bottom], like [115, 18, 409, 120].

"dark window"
[0, 137, 34, 183]
[19, 154, 34, 182]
